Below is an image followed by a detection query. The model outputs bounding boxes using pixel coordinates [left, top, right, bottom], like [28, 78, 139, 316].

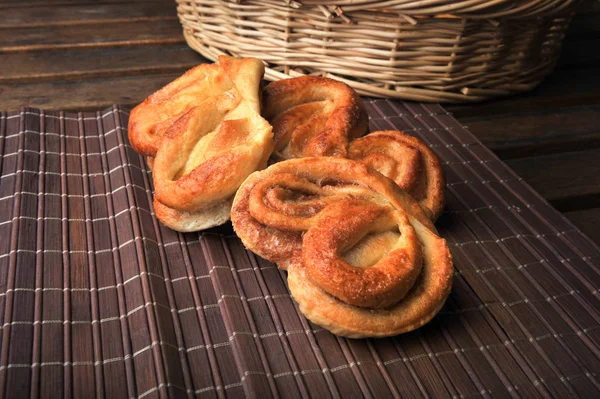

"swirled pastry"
[231, 158, 453, 338]
[262, 76, 369, 161]
[348, 130, 445, 221]
[262, 77, 443, 220]
[128, 56, 274, 231]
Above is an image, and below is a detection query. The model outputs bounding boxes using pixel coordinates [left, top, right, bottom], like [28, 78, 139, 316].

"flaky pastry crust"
[262, 76, 369, 161]
[348, 130, 445, 221]
[231, 158, 453, 338]
[263, 77, 443, 221]
[127, 56, 273, 231]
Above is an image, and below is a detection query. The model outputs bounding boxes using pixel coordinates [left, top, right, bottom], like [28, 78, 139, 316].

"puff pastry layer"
[128, 56, 273, 231]
[262, 76, 369, 161]
[349, 130, 445, 221]
[231, 158, 453, 338]
[263, 77, 444, 220]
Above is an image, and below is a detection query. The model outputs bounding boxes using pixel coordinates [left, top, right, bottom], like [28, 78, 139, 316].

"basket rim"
[183, 30, 496, 103]
[175, 0, 580, 20]
[176, 0, 577, 102]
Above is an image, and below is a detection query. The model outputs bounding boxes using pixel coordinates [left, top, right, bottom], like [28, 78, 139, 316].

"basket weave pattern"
[176, 0, 579, 102]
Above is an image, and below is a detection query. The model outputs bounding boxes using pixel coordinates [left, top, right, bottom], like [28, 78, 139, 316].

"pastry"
[263, 76, 443, 220]
[128, 56, 274, 231]
[348, 130, 445, 221]
[231, 157, 453, 338]
[262, 76, 369, 161]
[129, 56, 244, 157]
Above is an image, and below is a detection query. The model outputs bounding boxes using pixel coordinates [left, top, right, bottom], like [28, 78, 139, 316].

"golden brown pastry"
[262, 76, 369, 161]
[348, 130, 445, 221]
[129, 57, 240, 157]
[128, 56, 273, 231]
[231, 158, 453, 338]
[262, 77, 443, 221]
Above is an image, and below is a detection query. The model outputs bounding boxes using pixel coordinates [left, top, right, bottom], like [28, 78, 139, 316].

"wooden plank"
[447, 67, 600, 118]
[0, 45, 206, 83]
[0, 2, 176, 28]
[565, 208, 600, 244]
[460, 105, 600, 158]
[0, 19, 184, 52]
[506, 149, 600, 212]
[0, 0, 167, 8]
[0, 73, 181, 111]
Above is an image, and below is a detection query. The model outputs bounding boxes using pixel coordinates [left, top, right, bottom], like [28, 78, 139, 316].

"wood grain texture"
[0, 19, 183, 52]
[506, 149, 600, 211]
[462, 105, 600, 158]
[0, 74, 180, 111]
[0, 2, 176, 27]
[0, 0, 166, 8]
[0, 45, 206, 83]
[447, 67, 600, 118]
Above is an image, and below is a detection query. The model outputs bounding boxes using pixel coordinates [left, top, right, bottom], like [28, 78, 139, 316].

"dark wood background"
[1, 0, 598, 244]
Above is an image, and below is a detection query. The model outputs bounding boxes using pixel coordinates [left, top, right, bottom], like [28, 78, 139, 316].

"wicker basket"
[176, 0, 580, 102]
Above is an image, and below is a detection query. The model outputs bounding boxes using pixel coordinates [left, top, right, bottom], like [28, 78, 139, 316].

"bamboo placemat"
[0, 101, 598, 398]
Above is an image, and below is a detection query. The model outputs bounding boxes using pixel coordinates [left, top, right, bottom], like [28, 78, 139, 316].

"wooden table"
[1, 0, 598, 244]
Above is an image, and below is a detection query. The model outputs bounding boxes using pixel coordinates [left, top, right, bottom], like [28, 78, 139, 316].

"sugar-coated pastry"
[231, 158, 453, 338]
[128, 56, 273, 231]
[348, 130, 445, 221]
[262, 76, 369, 161]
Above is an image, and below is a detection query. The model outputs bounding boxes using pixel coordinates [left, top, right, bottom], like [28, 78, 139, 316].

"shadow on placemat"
[0, 104, 598, 398]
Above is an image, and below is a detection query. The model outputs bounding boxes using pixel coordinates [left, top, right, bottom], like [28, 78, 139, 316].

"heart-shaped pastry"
[231, 157, 453, 338]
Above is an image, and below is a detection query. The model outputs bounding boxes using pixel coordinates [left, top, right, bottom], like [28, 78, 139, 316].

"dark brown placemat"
[0, 102, 598, 398]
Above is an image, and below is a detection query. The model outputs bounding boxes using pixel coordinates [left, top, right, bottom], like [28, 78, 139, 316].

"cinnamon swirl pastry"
[231, 158, 453, 338]
[128, 56, 274, 231]
[262, 77, 443, 220]
[262, 76, 369, 161]
[348, 130, 445, 221]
